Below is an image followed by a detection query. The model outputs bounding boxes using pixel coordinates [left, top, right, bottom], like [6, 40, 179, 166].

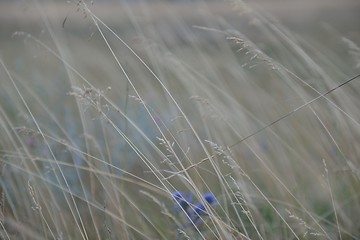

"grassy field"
[0, 0, 360, 239]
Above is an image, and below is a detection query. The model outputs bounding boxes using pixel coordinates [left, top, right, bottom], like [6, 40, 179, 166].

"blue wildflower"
[172, 191, 192, 215]
[193, 192, 218, 224]
[172, 191, 219, 227]
[194, 203, 206, 215]
[203, 192, 218, 206]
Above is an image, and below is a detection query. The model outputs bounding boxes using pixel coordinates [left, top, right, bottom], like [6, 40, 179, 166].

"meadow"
[0, 0, 360, 239]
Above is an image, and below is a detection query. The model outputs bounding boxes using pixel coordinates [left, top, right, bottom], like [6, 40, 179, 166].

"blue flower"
[203, 193, 218, 206]
[194, 203, 206, 215]
[193, 193, 218, 224]
[172, 191, 219, 226]
[172, 191, 192, 215]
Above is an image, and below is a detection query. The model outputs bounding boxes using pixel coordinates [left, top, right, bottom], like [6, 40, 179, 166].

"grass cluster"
[0, 0, 360, 239]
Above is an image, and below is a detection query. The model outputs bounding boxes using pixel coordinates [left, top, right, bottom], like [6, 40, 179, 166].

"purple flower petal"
[203, 192, 218, 205]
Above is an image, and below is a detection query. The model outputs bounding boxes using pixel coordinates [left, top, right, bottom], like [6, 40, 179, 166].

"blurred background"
[1, 0, 360, 239]
[1, 0, 359, 40]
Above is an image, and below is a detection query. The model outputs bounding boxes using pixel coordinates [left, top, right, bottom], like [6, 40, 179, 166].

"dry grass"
[0, 0, 360, 239]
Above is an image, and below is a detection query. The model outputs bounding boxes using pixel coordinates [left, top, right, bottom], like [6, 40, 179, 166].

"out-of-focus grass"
[0, 0, 360, 239]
